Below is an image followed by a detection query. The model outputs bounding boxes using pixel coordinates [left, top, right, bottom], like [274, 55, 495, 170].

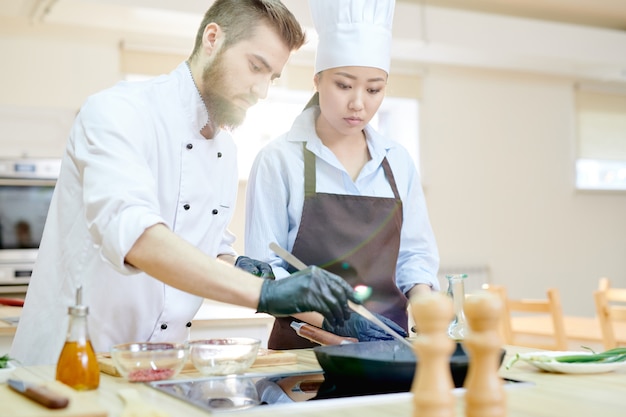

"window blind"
[575, 86, 626, 190]
[576, 90, 626, 161]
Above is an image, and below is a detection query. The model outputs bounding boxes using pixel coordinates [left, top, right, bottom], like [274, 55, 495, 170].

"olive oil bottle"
[56, 286, 100, 390]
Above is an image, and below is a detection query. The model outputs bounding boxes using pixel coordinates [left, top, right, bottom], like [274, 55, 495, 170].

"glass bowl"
[188, 338, 261, 376]
[187, 376, 260, 411]
[110, 342, 188, 382]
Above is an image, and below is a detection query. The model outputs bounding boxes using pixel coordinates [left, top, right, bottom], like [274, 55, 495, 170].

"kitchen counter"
[4, 345, 626, 417]
[0, 306, 21, 354]
[0, 306, 20, 336]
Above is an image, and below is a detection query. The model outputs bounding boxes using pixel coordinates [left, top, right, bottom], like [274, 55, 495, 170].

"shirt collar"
[286, 106, 396, 163]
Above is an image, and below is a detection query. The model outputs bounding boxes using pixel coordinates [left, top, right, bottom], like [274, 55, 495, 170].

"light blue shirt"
[245, 106, 440, 294]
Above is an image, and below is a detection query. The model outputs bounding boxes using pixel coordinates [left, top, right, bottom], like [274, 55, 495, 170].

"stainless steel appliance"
[150, 369, 529, 413]
[0, 158, 61, 293]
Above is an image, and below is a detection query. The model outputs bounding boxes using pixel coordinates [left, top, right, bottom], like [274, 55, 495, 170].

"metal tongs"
[269, 242, 413, 349]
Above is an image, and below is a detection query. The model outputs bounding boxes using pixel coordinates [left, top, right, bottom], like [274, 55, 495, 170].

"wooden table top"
[4, 344, 626, 417]
[511, 314, 626, 346]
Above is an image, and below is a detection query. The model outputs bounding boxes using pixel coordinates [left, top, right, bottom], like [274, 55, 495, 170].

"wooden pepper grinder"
[463, 292, 506, 417]
[410, 292, 456, 417]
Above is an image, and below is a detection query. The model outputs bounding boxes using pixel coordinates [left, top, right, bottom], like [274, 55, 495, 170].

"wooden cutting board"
[97, 348, 298, 377]
[0, 380, 107, 417]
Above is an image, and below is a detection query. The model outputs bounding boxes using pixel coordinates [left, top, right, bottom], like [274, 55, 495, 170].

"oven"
[0, 158, 61, 294]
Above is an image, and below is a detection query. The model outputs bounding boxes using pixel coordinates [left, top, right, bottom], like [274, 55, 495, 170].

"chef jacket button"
[186, 322, 192, 328]
[217, 152, 222, 158]
[212, 209, 218, 215]
[160, 323, 168, 330]
[186, 143, 193, 150]
[183, 204, 190, 210]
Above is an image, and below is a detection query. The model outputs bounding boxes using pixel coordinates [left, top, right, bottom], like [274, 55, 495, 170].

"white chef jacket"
[245, 106, 439, 295]
[11, 62, 239, 365]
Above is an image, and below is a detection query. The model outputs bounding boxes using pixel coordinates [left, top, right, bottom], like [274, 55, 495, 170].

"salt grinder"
[410, 292, 456, 417]
[463, 291, 506, 417]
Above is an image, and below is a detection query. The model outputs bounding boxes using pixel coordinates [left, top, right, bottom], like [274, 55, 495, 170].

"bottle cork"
[410, 292, 456, 417]
[463, 292, 506, 417]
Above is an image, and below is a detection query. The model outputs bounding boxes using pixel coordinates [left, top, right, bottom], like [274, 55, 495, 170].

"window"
[231, 89, 311, 179]
[125, 74, 421, 181]
[232, 89, 420, 180]
[575, 87, 626, 191]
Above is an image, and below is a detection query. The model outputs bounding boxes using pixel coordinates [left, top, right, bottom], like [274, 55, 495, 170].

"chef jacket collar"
[176, 61, 213, 140]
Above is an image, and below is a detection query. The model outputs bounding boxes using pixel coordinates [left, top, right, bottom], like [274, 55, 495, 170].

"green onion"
[0, 354, 11, 369]
[505, 347, 626, 370]
[603, 353, 626, 363]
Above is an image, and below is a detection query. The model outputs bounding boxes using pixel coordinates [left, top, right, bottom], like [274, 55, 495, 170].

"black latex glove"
[322, 311, 408, 342]
[235, 256, 275, 279]
[257, 266, 359, 327]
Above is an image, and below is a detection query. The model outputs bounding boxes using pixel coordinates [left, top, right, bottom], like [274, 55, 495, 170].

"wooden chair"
[594, 277, 626, 350]
[487, 285, 568, 351]
[598, 276, 611, 291]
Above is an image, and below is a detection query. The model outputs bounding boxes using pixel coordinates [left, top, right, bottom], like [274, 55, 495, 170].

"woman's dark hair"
[303, 91, 319, 111]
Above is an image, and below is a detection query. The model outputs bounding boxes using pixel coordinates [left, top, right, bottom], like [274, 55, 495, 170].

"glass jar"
[446, 274, 469, 340]
[56, 286, 100, 390]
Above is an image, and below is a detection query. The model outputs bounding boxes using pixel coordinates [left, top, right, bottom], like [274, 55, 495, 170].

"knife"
[8, 379, 70, 409]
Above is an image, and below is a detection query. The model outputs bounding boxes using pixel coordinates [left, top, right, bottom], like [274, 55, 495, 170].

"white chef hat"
[310, 0, 395, 74]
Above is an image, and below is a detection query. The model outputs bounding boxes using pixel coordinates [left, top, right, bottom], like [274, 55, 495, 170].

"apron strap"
[304, 144, 316, 198]
[381, 157, 401, 201]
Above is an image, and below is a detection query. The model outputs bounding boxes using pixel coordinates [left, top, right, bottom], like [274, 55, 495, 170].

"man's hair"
[189, 0, 305, 59]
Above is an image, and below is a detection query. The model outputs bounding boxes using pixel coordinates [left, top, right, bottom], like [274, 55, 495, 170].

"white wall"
[0, 19, 121, 157]
[421, 66, 626, 315]
[1, 9, 625, 318]
[231, 65, 626, 317]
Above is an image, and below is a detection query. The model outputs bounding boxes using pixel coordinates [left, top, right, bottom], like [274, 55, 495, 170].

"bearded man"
[12, 0, 360, 366]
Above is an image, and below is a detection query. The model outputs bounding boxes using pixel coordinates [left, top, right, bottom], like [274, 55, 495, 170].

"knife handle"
[0, 297, 25, 307]
[14, 384, 70, 409]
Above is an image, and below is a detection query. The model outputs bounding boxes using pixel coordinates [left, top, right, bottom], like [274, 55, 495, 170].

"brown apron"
[268, 146, 407, 349]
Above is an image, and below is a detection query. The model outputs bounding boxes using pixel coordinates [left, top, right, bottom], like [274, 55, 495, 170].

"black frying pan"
[313, 340, 505, 395]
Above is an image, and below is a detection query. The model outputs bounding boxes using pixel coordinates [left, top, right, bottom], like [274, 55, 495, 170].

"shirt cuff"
[100, 208, 166, 275]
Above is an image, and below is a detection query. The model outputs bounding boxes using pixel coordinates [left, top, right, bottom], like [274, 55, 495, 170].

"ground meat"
[127, 368, 176, 382]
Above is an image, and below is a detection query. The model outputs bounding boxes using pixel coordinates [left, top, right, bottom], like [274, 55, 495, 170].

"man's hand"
[257, 266, 359, 327]
[235, 256, 275, 279]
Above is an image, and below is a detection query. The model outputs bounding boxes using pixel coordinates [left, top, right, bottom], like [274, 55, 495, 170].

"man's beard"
[201, 50, 247, 131]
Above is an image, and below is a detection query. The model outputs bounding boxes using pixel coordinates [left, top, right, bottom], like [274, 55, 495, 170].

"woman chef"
[245, 0, 440, 349]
